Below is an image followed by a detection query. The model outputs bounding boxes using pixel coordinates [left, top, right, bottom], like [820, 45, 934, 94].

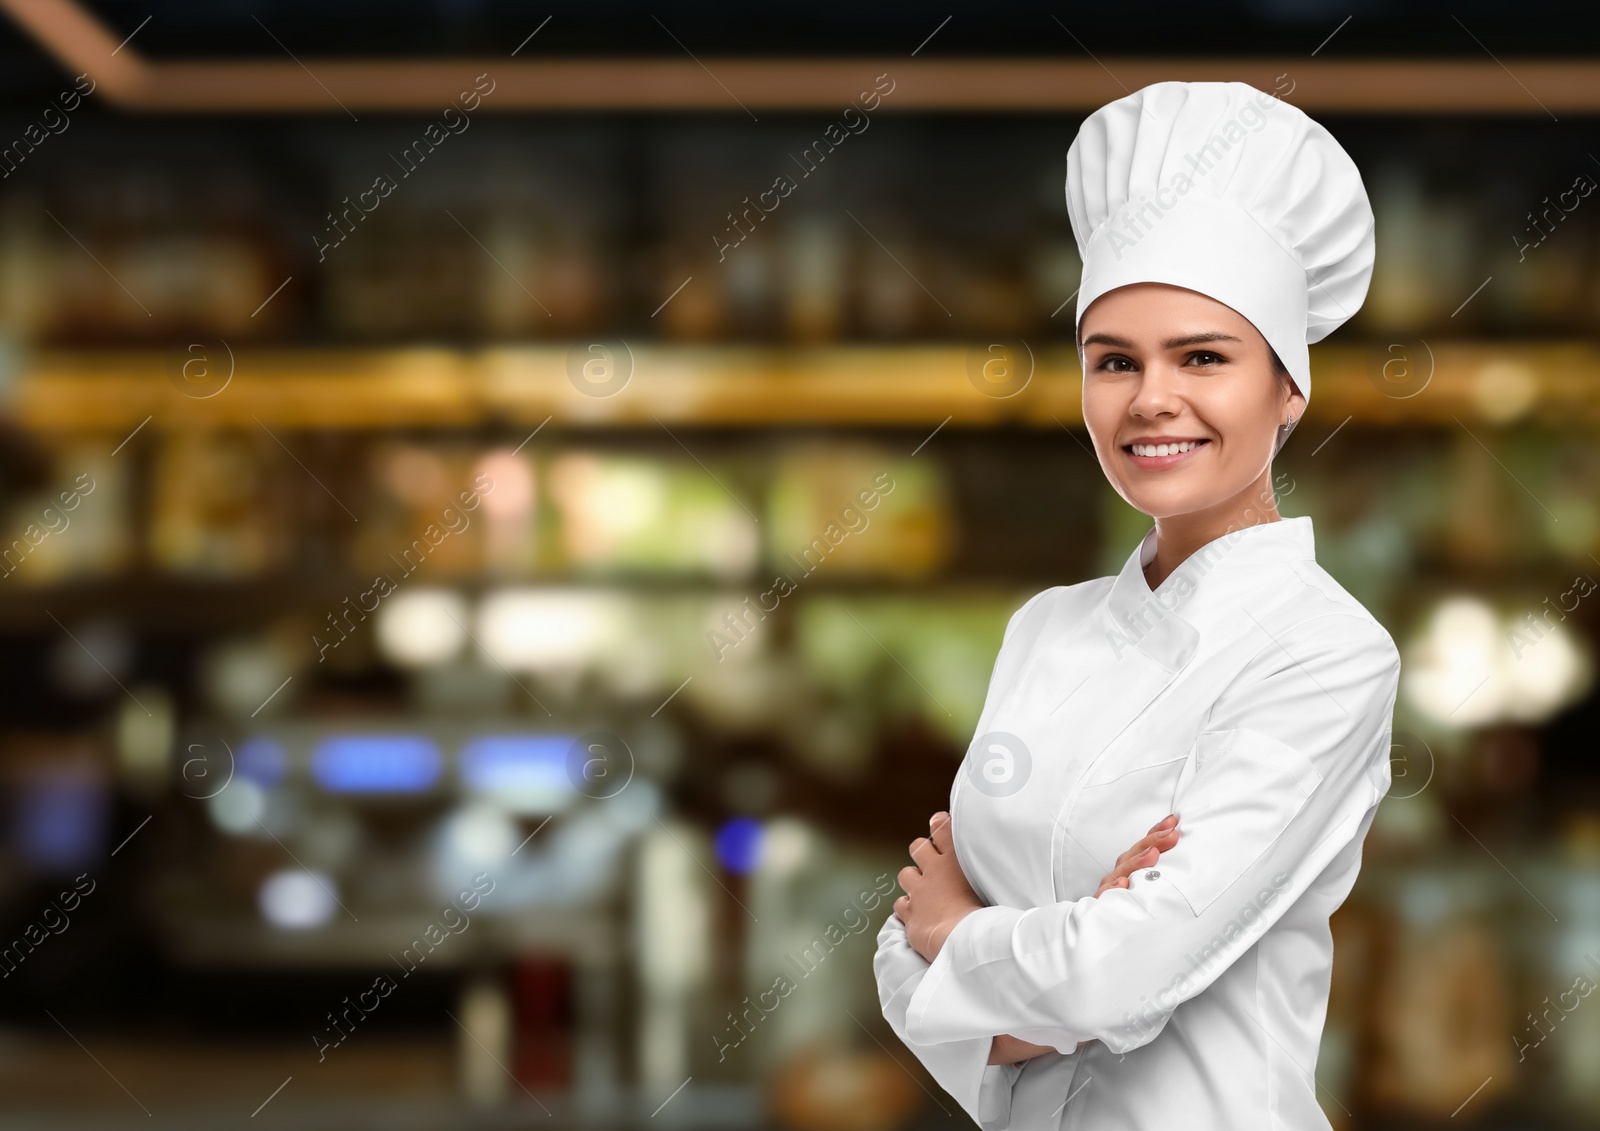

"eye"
[1184, 350, 1227, 368]
[1092, 354, 1138, 374]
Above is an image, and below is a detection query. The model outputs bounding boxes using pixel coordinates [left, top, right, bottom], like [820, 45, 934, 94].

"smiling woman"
[1078, 283, 1303, 590]
[875, 81, 1399, 1131]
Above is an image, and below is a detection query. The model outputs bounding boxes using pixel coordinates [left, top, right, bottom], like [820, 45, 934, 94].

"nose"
[1126, 361, 1184, 421]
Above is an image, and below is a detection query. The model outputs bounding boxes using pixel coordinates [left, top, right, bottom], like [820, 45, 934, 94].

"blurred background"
[0, 2, 1598, 1128]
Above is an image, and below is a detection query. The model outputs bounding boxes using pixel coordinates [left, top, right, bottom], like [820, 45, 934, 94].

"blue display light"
[235, 737, 287, 787]
[714, 816, 764, 875]
[459, 735, 573, 792]
[15, 773, 105, 871]
[310, 735, 442, 793]
[459, 734, 577, 813]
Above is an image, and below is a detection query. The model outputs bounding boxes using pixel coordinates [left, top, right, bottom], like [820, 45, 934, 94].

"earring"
[1282, 411, 1296, 429]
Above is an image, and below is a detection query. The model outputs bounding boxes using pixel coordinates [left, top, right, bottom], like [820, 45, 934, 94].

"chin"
[1115, 483, 1211, 520]
[1115, 464, 1270, 523]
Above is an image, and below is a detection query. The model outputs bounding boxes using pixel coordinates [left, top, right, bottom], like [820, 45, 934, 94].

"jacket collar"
[1103, 516, 1316, 671]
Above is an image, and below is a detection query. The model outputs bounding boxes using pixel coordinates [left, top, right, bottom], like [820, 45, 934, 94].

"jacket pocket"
[1163, 728, 1323, 917]
[1060, 755, 1190, 899]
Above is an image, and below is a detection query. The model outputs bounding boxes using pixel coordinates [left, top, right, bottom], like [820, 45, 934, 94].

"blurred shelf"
[0, 1037, 459, 1121]
[0, 575, 1044, 629]
[154, 908, 618, 969]
[0, 1083, 757, 1131]
[12, 342, 1600, 433]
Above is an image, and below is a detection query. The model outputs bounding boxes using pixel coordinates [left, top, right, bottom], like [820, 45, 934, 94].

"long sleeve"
[874, 911, 1027, 1128]
[868, 582, 1065, 1128]
[903, 611, 1399, 1057]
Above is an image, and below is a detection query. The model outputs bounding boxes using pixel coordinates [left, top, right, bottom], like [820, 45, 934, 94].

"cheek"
[1081, 385, 1122, 452]
[1198, 397, 1280, 493]
[1214, 391, 1280, 457]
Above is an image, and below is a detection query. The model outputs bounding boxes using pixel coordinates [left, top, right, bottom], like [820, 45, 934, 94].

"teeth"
[1131, 441, 1200, 457]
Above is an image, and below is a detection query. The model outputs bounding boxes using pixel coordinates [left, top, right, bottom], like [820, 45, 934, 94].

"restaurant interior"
[0, 2, 1598, 1128]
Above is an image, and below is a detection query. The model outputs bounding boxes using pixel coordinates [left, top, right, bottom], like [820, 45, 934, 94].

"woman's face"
[1079, 283, 1303, 521]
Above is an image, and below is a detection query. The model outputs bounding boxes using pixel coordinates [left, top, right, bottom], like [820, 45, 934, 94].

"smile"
[1123, 438, 1210, 468]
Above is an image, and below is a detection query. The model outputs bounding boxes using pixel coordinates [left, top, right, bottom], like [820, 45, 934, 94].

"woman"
[874, 81, 1397, 1130]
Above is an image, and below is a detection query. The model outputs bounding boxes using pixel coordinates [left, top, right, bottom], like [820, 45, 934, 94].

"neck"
[1143, 466, 1281, 589]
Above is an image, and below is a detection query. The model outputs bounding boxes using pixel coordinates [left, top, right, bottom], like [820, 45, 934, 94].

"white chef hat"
[1066, 81, 1374, 406]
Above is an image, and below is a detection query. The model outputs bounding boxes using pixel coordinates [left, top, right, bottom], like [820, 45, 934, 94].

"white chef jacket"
[874, 516, 1399, 1131]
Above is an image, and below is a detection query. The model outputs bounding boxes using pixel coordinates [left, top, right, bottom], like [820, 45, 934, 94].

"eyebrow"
[1079, 331, 1244, 351]
[1079, 332, 1135, 349]
[1160, 332, 1243, 349]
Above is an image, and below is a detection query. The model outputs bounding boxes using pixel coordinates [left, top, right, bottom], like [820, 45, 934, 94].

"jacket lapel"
[1042, 518, 1319, 900]
[1040, 530, 1201, 901]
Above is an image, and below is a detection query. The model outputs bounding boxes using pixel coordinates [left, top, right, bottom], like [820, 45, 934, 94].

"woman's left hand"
[893, 811, 984, 964]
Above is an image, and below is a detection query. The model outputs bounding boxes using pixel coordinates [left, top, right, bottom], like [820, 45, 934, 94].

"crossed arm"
[894, 809, 1183, 1065]
[883, 615, 1397, 1077]
[873, 613, 1397, 1131]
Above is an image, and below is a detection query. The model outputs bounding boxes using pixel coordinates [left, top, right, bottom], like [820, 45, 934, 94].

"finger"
[1124, 844, 1160, 872]
[930, 813, 953, 854]
[1115, 824, 1180, 870]
[1143, 824, 1181, 857]
[1099, 814, 1183, 895]
[1118, 827, 1163, 867]
[1094, 873, 1130, 898]
[1135, 818, 1178, 848]
[1114, 836, 1157, 869]
[1109, 843, 1161, 885]
[893, 895, 910, 921]
[898, 864, 920, 893]
[910, 836, 939, 866]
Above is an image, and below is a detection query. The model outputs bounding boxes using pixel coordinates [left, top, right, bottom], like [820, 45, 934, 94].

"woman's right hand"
[1095, 813, 1179, 896]
[988, 813, 1182, 1065]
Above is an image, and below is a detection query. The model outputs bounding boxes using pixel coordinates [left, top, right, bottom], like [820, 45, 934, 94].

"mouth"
[1122, 438, 1210, 469]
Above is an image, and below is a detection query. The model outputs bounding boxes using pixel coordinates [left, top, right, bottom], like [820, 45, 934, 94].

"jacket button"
[1144, 869, 1160, 880]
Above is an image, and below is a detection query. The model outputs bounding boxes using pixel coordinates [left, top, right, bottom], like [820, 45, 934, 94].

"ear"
[1283, 377, 1307, 426]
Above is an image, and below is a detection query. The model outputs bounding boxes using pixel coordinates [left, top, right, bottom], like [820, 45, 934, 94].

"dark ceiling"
[43, 0, 1600, 59]
[0, 1, 1592, 105]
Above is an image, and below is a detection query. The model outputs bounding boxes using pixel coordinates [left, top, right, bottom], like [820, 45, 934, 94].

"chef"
[874, 81, 1397, 1131]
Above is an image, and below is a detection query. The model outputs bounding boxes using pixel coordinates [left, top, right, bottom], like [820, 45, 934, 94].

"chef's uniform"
[874, 81, 1388, 1131]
